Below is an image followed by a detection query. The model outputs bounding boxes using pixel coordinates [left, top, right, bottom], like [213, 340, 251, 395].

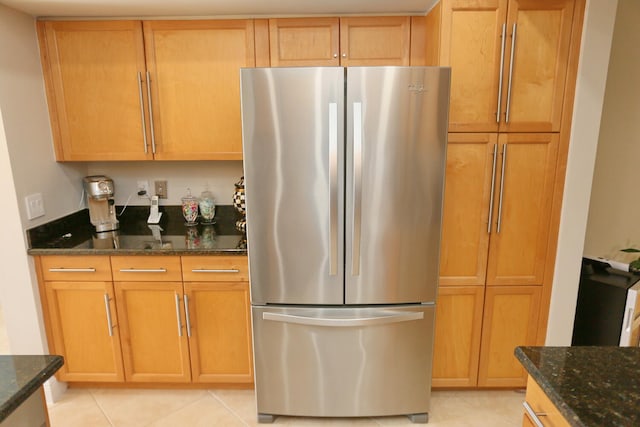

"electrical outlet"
[25, 193, 45, 220]
[155, 180, 168, 199]
[137, 180, 150, 198]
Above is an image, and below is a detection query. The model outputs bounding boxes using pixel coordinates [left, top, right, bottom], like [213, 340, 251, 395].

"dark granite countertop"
[27, 205, 247, 256]
[515, 346, 640, 427]
[0, 355, 64, 422]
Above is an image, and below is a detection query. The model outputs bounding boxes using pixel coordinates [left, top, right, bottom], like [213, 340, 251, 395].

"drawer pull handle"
[118, 268, 167, 273]
[48, 268, 96, 273]
[523, 401, 546, 427]
[191, 269, 240, 273]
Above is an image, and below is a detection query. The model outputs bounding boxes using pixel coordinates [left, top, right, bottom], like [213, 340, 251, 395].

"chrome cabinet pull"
[145, 71, 157, 154]
[137, 72, 149, 154]
[522, 401, 546, 427]
[191, 269, 240, 273]
[103, 294, 114, 337]
[496, 23, 507, 123]
[329, 102, 338, 276]
[505, 23, 517, 123]
[174, 292, 183, 337]
[487, 144, 499, 233]
[48, 267, 96, 273]
[352, 102, 363, 276]
[118, 268, 167, 273]
[184, 295, 192, 338]
[496, 144, 507, 233]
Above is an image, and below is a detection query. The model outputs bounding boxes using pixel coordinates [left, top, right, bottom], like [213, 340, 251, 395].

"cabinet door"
[432, 286, 484, 387]
[478, 286, 541, 387]
[440, 134, 497, 286]
[143, 20, 255, 160]
[184, 282, 253, 383]
[45, 281, 124, 382]
[268, 18, 340, 66]
[115, 282, 191, 383]
[339, 17, 411, 66]
[439, 0, 507, 132]
[38, 21, 152, 161]
[487, 134, 558, 286]
[499, 0, 575, 132]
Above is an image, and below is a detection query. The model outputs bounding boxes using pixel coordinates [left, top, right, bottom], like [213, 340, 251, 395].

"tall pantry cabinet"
[427, 0, 585, 387]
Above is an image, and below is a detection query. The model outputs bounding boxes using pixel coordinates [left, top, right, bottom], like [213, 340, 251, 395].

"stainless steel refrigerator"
[240, 66, 450, 424]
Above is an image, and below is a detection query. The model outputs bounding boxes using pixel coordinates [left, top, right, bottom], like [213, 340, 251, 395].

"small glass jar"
[199, 190, 216, 224]
[181, 189, 199, 226]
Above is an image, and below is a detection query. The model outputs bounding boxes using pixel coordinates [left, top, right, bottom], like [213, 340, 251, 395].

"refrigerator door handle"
[329, 102, 338, 276]
[263, 310, 423, 327]
[352, 102, 363, 276]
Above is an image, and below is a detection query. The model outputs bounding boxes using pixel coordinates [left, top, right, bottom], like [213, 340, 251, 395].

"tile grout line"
[88, 389, 117, 427]
[207, 390, 252, 427]
[141, 393, 213, 427]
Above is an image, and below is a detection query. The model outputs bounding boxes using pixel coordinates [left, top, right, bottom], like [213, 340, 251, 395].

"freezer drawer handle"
[263, 311, 423, 327]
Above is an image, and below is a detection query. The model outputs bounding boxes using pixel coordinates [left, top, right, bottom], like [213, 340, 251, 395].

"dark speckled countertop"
[0, 355, 63, 422]
[515, 346, 640, 427]
[27, 205, 246, 255]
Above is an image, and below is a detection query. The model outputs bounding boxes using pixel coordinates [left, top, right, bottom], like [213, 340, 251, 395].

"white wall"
[545, 0, 619, 345]
[582, 0, 640, 258]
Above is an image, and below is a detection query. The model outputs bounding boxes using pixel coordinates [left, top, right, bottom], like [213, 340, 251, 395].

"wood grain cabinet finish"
[431, 0, 576, 132]
[522, 375, 571, 426]
[37, 19, 256, 161]
[36, 255, 252, 386]
[268, 16, 411, 67]
[182, 256, 253, 384]
[37, 256, 125, 382]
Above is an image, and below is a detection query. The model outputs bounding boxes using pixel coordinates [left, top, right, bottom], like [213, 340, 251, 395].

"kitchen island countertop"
[27, 205, 247, 255]
[515, 346, 640, 427]
[0, 355, 63, 422]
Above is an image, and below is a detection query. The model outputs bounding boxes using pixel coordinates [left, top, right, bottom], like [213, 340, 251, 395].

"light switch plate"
[25, 193, 45, 220]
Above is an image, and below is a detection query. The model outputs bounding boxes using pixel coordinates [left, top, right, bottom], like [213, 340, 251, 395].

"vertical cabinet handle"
[174, 292, 183, 337]
[522, 401, 546, 427]
[496, 24, 507, 123]
[505, 23, 517, 123]
[352, 102, 363, 276]
[496, 144, 508, 233]
[487, 144, 499, 233]
[103, 294, 114, 337]
[329, 102, 338, 276]
[145, 71, 157, 154]
[137, 72, 149, 154]
[184, 294, 192, 338]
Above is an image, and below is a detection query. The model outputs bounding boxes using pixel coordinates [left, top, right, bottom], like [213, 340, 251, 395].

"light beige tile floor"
[48, 387, 525, 426]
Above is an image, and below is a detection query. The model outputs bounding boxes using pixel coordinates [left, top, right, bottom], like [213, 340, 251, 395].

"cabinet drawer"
[523, 376, 570, 427]
[182, 256, 248, 282]
[40, 256, 112, 281]
[111, 256, 182, 281]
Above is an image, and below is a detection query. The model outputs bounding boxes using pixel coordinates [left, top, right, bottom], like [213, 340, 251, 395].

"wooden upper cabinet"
[268, 16, 410, 67]
[143, 20, 255, 160]
[487, 133, 559, 286]
[439, 133, 497, 286]
[268, 18, 340, 66]
[37, 21, 152, 161]
[339, 16, 410, 66]
[435, 0, 576, 132]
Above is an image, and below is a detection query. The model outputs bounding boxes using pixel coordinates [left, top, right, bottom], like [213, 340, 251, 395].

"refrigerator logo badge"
[408, 84, 426, 93]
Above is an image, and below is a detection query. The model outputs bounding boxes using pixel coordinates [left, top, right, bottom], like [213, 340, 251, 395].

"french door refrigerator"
[240, 66, 450, 424]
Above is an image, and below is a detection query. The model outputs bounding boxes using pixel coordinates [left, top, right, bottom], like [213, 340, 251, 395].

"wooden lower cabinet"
[115, 281, 191, 383]
[185, 282, 253, 383]
[478, 286, 542, 387]
[37, 254, 252, 386]
[44, 281, 125, 382]
[522, 375, 570, 426]
[432, 286, 484, 387]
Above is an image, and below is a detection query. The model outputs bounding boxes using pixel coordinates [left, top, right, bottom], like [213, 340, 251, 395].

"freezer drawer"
[252, 304, 435, 420]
